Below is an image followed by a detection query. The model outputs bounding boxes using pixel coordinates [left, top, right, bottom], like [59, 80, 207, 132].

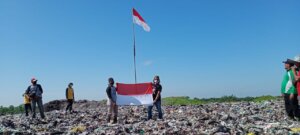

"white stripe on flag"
[133, 16, 150, 32]
[117, 94, 153, 105]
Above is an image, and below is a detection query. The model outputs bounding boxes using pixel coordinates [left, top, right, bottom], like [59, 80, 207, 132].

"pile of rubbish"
[1, 99, 300, 134]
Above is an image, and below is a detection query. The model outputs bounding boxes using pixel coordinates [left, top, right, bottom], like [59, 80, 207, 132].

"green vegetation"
[162, 95, 280, 106]
[0, 105, 24, 115]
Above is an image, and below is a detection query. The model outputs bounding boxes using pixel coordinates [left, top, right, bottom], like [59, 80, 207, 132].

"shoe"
[288, 116, 296, 121]
[112, 117, 117, 124]
[106, 117, 111, 123]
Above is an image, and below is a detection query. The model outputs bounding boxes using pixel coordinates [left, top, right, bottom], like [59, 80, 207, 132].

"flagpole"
[132, 18, 137, 84]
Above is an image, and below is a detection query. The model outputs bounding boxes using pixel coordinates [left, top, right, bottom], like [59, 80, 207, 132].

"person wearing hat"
[291, 56, 300, 95]
[106, 77, 118, 124]
[65, 83, 75, 114]
[281, 59, 300, 120]
[25, 78, 46, 119]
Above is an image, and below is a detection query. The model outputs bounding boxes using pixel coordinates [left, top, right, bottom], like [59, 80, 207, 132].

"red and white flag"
[116, 82, 153, 105]
[133, 8, 150, 32]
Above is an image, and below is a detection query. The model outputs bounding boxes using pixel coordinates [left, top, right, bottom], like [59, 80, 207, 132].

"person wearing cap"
[25, 78, 46, 119]
[106, 77, 118, 124]
[147, 75, 163, 120]
[291, 56, 300, 96]
[281, 59, 300, 120]
[65, 83, 75, 113]
[23, 93, 32, 117]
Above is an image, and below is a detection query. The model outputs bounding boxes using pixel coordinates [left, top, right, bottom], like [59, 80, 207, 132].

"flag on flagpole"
[133, 8, 151, 32]
[116, 83, 153, 105]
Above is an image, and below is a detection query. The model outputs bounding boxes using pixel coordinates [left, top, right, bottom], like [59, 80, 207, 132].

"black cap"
[283, 59, 295, 65]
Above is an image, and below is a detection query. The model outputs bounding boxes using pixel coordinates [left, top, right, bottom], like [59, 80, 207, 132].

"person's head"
[293, 55, 300, 68]
[153, 75, 160, 84]
[108, 78, 114, 85]
[31, 78, 37, 85]
[283, 59, 294, 70]
[68, 83, 73, 88]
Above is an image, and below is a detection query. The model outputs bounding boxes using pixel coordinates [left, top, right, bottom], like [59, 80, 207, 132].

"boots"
[106, 116, 111, 123]
[112, 117, 117, 124]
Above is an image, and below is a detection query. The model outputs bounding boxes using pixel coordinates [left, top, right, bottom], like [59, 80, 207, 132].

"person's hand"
[153, 100, 157, 104]
[292, 66, 296, 70]
[112, 102, 116, 107]
[290, 94, 294, 100]
[281, 94, 284, 97]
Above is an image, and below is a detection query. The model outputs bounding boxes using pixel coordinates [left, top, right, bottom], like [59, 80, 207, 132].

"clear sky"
[0, 0, 299, 106]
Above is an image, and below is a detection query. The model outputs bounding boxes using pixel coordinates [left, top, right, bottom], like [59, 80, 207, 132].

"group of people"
[105, 75, 163, 124]
[22, 75, 163, 124]
[281, 55, 300, 121]
[23, 78, 75, 119]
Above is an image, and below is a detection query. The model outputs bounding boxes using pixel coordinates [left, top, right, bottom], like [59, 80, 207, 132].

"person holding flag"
[147, 75, 163, 120]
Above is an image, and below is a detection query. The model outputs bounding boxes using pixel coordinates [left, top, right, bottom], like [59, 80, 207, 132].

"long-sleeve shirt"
[25, 84, 43, 98]
[281, 70, 297, 94]
[106, 86, 117, 105]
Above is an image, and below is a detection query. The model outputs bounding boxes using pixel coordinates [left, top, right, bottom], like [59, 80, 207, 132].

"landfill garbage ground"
[1, 99, 300, 135]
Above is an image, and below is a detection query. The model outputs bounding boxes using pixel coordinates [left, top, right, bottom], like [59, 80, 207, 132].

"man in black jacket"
[25, 78, 45, 119]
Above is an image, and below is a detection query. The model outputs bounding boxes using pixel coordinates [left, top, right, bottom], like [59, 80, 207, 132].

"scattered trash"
[71, 125, 86, 133]
[0, 99, 299, 134]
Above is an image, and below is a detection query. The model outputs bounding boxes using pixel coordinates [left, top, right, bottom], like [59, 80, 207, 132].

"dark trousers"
[66, 99, 74, 112]
[31, 97, 45, 119]
[24, 104, 32, 116]
[284, 94, 300, 118]
[147, 100, 163, 120]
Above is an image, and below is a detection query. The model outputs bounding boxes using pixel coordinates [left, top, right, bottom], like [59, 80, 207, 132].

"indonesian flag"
[116, 82, 153, 105]
[133, 8, 150, 32]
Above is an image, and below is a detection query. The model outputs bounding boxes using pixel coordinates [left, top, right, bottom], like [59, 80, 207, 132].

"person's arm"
[73, 90, 75, 101]
[106, 87, 114, 103]
[25, 86, 30, 94]
[154, 85, 162, 102]
[292, 67, 300, 81]
[66, 88, 68, 99]
[154, 91, 161, 102]
[38, 84, 43, 94]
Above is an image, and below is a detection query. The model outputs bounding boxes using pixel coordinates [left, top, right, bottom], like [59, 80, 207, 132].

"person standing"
[106, 78, 118, 124]
[291, 56, 300, 96]
[281, 59, 300, 120]
[147, 75, 163, 120]
[65, 83, 75, 113]
[23, 93, 32, 117]
[25, 78, 46, 119]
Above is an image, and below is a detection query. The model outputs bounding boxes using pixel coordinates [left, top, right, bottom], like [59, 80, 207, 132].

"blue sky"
[0, 0, 299, 106]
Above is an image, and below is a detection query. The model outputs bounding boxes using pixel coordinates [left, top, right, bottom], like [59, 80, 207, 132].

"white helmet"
[294, 55, 300, 63]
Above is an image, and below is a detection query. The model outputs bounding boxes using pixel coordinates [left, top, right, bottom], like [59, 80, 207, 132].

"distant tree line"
[163, 95, 280, 105]
[0, 105, 24, 115]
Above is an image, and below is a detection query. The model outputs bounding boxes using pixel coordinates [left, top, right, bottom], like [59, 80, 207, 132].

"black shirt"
[152, 84, 162, 101]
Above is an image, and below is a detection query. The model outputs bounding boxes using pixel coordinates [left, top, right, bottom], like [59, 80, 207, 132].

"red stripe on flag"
[117, 82, 152, 95]
[132, 8, 146, 23]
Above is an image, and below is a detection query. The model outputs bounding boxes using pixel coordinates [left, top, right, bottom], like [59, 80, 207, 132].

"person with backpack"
[147, 75, 163, 120]
[65, 83, 75, 114]
[106, 77, 118, 124]
[25, 78, 46, 119]
[23, 93, 32, 117]
[281, 59, 300, 121]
